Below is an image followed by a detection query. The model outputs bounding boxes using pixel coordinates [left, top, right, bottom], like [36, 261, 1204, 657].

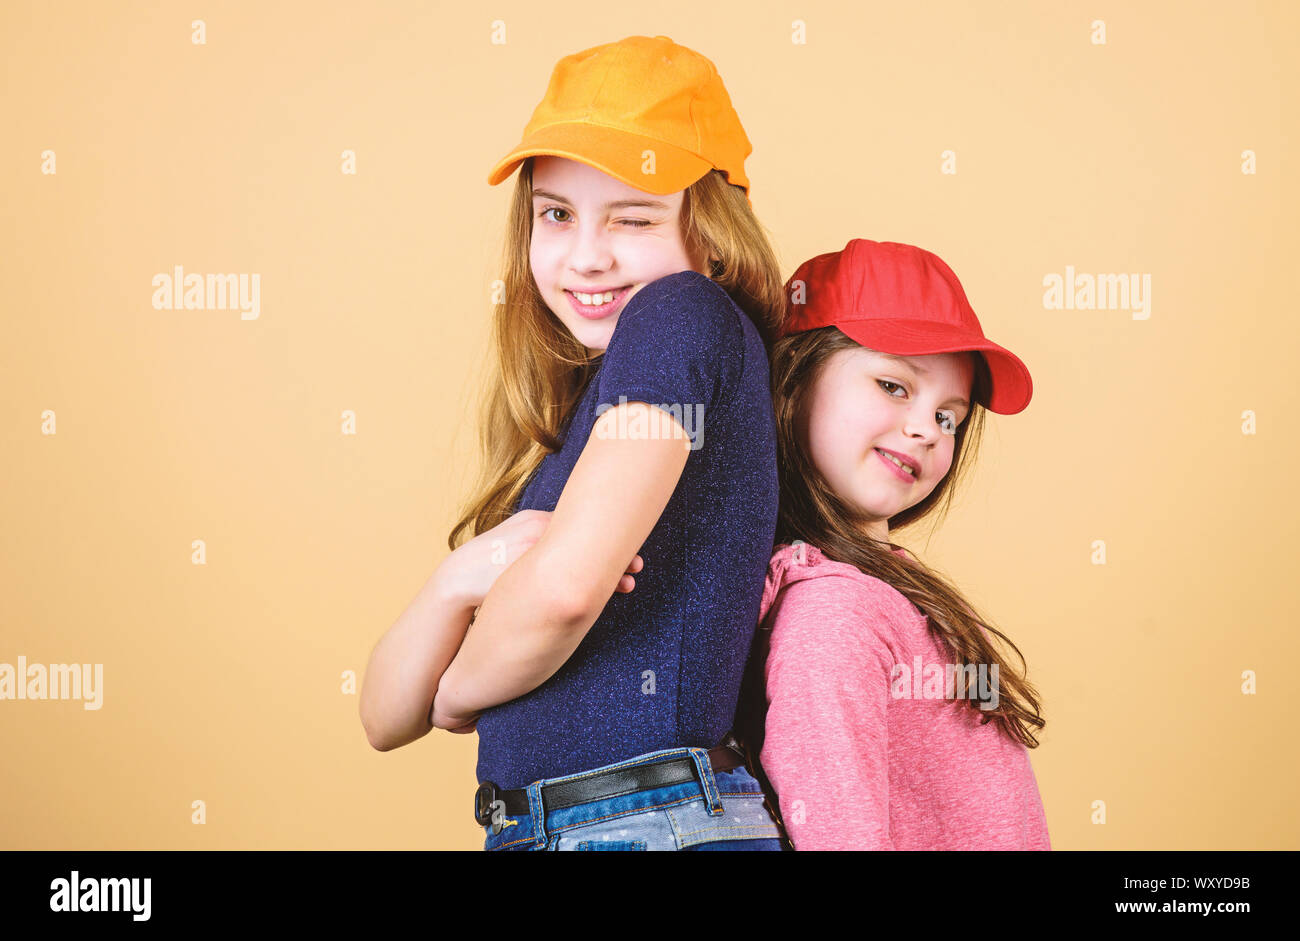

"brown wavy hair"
[448, 157, 785, 550]
[736, 326, 1046, 805]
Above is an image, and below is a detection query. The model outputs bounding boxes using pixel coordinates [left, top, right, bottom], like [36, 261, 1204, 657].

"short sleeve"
[593, 270, 742, 445]
[760, 575, 901, 850]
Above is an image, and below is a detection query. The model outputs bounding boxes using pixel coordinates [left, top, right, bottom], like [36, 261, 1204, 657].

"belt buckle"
[474, 781, 498, 828]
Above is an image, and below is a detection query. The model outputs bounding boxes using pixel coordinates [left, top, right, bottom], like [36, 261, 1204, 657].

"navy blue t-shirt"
[473, 269, 779, 790]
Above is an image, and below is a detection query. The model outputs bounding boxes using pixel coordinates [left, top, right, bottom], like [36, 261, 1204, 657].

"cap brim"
[835, 317, 1033, 415]
[487, 122, 718, 194]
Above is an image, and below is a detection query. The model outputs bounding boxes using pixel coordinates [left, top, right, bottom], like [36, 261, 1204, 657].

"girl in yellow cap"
[360, 35, 789, 851]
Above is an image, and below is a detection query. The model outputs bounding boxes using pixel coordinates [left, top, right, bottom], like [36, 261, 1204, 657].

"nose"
[567, 219, 614, 274]
[902, 406, 944, 447]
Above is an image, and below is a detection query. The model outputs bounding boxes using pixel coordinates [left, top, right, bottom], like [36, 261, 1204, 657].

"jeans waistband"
[480, 745, 763, 851]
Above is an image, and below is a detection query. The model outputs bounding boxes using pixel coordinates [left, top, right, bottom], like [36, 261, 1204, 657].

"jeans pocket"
[550, 806, 678, 850]
[667, 793, 782, 849]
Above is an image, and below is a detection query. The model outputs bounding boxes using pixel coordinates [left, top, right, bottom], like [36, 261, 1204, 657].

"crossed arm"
[430, 401, 692, 727]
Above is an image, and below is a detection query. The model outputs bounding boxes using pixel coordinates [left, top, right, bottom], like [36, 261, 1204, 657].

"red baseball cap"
[781, 239, 1033, 415]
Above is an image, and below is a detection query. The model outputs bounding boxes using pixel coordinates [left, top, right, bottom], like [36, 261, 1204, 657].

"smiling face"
[529, 156, 712, 353]
[798, 345, 976, 543]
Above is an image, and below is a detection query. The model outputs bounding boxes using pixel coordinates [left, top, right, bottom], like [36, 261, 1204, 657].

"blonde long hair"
[448, 157, 785, 550]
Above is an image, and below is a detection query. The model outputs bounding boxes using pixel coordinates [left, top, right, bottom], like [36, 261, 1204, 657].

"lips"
[565, 286, 632, 320]
[567, 286, 629, 300]
[874, 447, 920, 481]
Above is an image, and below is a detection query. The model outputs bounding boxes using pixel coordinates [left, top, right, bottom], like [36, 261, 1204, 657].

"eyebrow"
[531, 188, 672, 211]
[878, 354, 970, 409]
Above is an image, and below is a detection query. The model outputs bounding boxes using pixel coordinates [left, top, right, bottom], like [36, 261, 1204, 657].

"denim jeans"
[480, 744, 785, 851]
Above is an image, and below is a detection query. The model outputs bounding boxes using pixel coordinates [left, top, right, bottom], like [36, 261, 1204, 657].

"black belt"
[474, 735, 748, 826]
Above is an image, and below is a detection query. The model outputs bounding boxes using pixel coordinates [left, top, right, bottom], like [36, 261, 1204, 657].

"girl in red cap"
[734, 238, 1051, 850]
[360, 36, 789, 851]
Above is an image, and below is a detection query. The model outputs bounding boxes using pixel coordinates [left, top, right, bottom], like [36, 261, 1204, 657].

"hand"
[437, 509, 645, 610]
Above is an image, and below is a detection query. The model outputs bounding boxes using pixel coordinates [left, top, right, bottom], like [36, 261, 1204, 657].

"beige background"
[1, 0, 1295, 850]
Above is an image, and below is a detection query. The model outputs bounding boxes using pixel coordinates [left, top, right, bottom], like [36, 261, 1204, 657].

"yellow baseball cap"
[487, 35, 753, 199]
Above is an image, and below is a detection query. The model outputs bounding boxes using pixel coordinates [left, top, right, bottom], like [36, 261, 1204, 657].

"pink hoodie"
[756, 542, 1051, 850]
